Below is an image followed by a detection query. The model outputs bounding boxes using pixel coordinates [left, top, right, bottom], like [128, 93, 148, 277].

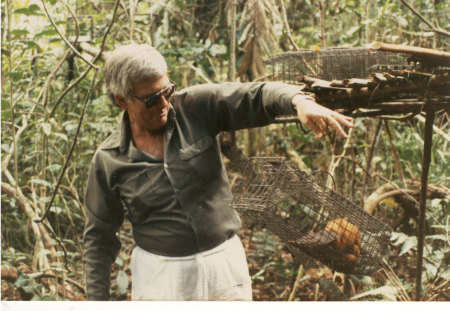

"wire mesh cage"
[232, 157, 392, 275]
[264, 47, 408, 83]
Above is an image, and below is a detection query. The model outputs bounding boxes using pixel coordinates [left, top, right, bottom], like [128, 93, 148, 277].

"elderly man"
[83, 44, 353, 301]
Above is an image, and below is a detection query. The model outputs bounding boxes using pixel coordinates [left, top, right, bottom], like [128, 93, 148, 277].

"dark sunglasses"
[132, 79, 177, 109]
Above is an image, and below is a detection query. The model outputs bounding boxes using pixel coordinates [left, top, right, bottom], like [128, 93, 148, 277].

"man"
[83, 44, 353, 301]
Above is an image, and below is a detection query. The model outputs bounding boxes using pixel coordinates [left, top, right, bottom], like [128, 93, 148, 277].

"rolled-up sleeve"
[83, 151, 124, 301]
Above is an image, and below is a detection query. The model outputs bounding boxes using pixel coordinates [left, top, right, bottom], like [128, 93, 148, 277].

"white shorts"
[131, 235, 253, 301]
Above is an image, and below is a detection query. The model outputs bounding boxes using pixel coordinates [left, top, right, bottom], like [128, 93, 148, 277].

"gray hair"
[103, 44, 167, 105]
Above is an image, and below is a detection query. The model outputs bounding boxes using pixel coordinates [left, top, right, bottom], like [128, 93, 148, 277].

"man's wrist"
[291, 93, 315, 112]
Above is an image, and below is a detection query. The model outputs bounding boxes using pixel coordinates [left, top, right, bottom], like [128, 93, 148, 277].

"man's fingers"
[299, 107, 353, 139]
[332, 113, 354, 128]
[304, 119, 322, 138]
[327, 116, 348, 138]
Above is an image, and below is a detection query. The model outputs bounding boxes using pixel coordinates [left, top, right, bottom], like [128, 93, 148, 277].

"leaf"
[41, 123, 51, 136]
[51, 132, 68, 142]
[399, 236, 417, 256]
[8, 72, 22, 82]
[345, 25, 362, 37]
[50, 206, 63, 215]
[350, 285, 398, 301]
[396, 16, 408, 28]
[390, 232, 408, 245]
[412, 132, 424, 146]
[21, 40, 41, 51]
[34, 29, 58, 39]
[2, 99, 10, 110]
[14, 4, 42, 16]
[46, 164, 62, 173]
[11, 29, 29, 36]
[14, 275, 28, 288]
[116, 270, 129, 295]
[2, 48, 10, 57]
[115, 256, 124, 267]
[425, 234, 447, 241]
[209, 44, 227, 57]
[418, 32, 435, 37]
[29, 178, 52, 189]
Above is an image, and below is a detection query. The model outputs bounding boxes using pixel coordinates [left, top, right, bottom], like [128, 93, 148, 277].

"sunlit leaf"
[41, 123, 51, 136]
[49, 206, 63, 215]
[29, 178, 52, 189]
[117, 270, 129, 295]
[399, 236, 417, 256]
[209, 44, 227, 57]
[396, 16, 408, 28]
[51, 132, 69, 142]
[350, 285, 398, 301]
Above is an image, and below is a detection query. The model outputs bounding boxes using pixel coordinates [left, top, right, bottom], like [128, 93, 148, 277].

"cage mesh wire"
[232, 157, 392, 275]
[265, 47, 408, 83]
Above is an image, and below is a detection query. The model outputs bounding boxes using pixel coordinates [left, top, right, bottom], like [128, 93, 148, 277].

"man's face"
[119, 75, 173, 133]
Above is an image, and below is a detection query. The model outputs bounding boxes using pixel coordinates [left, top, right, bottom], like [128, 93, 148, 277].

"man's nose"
[159, 95, 170, 108]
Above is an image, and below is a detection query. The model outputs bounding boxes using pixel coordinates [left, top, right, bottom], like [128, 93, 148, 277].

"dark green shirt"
[83, 82, 301, 300]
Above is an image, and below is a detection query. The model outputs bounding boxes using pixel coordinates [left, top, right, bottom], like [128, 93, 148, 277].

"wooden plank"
[368, 42, 450, 66]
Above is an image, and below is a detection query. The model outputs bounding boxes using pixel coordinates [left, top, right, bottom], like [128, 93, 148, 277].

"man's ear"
[113, 94, 128, 110]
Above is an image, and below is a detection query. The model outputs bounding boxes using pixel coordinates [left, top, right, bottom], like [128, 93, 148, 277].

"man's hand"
[292, 94, 353, 139]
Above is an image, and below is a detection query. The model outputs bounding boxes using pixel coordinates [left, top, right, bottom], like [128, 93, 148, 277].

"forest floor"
[2, 218, 439, 302]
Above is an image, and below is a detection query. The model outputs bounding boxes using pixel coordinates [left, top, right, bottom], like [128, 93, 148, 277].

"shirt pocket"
[118, 165, 169, 222]
[179, 135, 222, 183]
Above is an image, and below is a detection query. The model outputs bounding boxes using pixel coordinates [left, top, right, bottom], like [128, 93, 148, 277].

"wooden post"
[415, 106, 435, 300]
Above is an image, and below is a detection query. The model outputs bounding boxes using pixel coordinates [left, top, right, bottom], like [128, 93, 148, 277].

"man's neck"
[130, 122, 165, 160]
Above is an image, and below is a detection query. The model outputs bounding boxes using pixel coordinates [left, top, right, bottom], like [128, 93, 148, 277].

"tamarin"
[325, 218, 361, 263]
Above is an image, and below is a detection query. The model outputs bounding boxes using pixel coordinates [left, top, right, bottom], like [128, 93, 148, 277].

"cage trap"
[231, 157, 392, 275]
[264, 47, 409, 83]
[266, 46, 449, 120]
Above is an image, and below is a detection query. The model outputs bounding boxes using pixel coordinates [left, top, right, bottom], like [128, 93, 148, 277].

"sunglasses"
[132, 79, 177, 109]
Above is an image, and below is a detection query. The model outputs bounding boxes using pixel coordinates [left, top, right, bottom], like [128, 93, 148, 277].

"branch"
[416, 109, 435, 300]
[188, 63, 212, 84]
[415, 114, 450, 143]
[279, 0, 299, 51]
[49, 0, 120, 118]
[228, 0, 237, 81]
[288, 264, 304, 301]
[318, 0, 326, 47]
[360, 120, 383, 208]
[36, 69, 99, 223]
[365, 188, 417, 215]
[384, 120, 406, 189]
[399, 0, 450, 37]
[2, 114, 28, 172]
[41, 0, 98, 69]
[5, 0, 19, 194]
[1, 178, 54, 253]
[326, 124, 355, 189]
[42, 0, 77, 109]
[79, 42, 106, 62]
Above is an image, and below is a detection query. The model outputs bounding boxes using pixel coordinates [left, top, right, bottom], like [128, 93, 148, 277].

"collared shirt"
[83, 82, 301, 300]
